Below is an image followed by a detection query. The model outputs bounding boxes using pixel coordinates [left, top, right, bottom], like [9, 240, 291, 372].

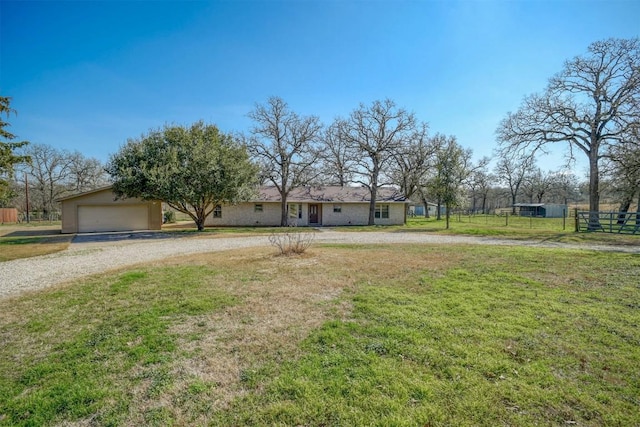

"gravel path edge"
[1, 230, 638, 299]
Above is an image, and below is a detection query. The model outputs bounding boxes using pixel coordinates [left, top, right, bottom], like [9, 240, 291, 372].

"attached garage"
[59, 186, 162, 234]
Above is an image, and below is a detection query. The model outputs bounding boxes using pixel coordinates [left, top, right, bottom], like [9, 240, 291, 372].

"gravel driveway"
[1, 229, 638, 299]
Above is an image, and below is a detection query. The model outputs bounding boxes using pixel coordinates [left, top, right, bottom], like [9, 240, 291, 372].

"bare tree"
[336, 99, 417, 225]
[467, 167, 494, 214]
[247, 97, 322, 226]
[390, 122, 432, 200]
[547, 170, 581, 205]
[20, 144, 73, 218]
[68, 151, 109, 193]
[496, 38, 640, 228]
[521, 167, 555, 203]
[494, 153, 536, 213]
[16, 144, 109, 219]
[607, 137, 640, 223]
[317, 121, 354, 186]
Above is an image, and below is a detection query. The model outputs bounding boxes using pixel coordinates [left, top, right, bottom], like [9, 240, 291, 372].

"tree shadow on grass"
[71, 231, 193, 245]
[3, 229, 62, 237]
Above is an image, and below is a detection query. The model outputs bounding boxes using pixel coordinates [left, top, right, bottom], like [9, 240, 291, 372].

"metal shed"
[514, 203, 567, 218]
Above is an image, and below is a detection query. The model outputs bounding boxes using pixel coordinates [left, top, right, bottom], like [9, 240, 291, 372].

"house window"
[374, 204, 389, 219]
[288, 203, 298, 218]
[213, 205, 222, 218]
[288, 204, 303, 219]
[254, 204, 263, 212]
[333, 205, 342, 213]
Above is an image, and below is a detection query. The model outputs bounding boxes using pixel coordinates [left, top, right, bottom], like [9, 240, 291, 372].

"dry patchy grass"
[140, 245, 459, 422]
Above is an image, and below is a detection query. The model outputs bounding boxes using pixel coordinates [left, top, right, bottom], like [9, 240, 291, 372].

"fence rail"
[575, 211, 640, 234]
[447, 211, 569, 230]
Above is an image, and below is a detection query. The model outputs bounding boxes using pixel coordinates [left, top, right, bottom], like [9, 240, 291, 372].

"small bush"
[269, 230, 315, 255]
[163, 211, 176, 224]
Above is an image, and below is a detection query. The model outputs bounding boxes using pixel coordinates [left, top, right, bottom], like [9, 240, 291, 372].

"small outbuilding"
[513, 203, 568, 218]
[59, 186, 162, 234]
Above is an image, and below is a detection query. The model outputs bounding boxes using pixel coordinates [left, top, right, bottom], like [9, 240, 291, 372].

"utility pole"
[24, 172, 30, 224]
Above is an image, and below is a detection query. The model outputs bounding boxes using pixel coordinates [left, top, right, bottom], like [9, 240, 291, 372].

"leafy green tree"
[106, 121, 258, 231]
[426, 134, 475, 229]
[0, 96, 30, 205]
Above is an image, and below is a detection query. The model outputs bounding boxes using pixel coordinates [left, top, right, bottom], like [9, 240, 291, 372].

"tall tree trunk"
[445, 202, 450, 229]
[195, 207, 205, 231]
[280, 197, 288, 226]
[436, 198, 442, 221]
[617, 193, 633, 225]
[421, 195, 430, 218]
[280, 177, 288, 226]
[368, 186, 377, 226]
[418, 188, 430, 218]
[636, 192, 640, 226]
[588, 148, 601, 230]
[368, 164, 379, 226]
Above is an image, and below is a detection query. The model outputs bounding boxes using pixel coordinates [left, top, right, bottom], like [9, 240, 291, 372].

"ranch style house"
[206, 186, 409, 227]
[59, 185, 409, 233]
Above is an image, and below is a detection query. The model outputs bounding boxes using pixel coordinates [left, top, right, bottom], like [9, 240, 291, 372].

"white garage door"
[78, 205, 149, 233]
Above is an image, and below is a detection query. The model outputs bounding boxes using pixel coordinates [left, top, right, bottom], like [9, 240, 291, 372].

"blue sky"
[1, 0, 639, 176]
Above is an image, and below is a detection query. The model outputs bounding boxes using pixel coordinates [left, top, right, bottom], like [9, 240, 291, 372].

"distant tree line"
[10, 143, 109, 219]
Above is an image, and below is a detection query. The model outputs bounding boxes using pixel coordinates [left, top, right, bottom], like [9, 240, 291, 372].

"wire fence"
[18, 212, 62, 223]
[445, 211, 571, 231]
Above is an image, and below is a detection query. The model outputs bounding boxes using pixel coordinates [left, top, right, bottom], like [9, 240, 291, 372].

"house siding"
[206, 201, 406, 226]
[321, 203, 365, 225]
[205, 202, 283, 227]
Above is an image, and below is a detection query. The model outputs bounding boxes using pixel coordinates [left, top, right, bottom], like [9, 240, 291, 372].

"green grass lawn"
[406, 215, 640, 246]
[1, 244, 638, 426]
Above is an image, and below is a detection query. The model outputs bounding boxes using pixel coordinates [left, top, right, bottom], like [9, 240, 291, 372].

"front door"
[309, 204, 319, 224]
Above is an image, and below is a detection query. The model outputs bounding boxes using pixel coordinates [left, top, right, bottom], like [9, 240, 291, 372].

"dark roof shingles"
[256, 186, 407, 203]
